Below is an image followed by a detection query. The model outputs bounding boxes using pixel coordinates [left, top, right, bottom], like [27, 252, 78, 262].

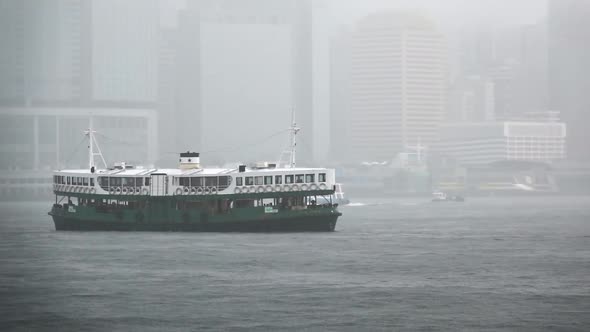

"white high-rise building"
[172, 0, 329, 164]
[349, 12, 447, 161]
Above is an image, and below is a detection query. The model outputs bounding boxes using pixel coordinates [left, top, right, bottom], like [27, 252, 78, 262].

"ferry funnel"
[179, 151, 200, 170]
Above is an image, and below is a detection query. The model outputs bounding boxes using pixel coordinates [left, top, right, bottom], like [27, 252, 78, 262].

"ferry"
[48, 122, 342, 232]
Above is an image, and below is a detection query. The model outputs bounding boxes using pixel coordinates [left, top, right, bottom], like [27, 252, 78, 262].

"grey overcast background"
[162, 1, 547, 27]
[1, 0, 588, 170]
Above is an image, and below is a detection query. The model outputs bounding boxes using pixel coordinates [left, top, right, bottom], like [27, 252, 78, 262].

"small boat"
[316, 183, 350, 206]
[432, 191, 465, 202]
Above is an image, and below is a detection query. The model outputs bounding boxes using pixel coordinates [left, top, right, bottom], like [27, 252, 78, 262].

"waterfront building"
[349, 11, 447, 161]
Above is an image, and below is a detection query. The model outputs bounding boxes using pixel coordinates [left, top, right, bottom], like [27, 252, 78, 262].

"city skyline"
[0, 0, 587, 169]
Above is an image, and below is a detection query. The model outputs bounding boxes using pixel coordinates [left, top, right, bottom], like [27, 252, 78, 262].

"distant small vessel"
[333, 183, 350, 205]
[432, 191, 465, 202]
[317, 183, 350, 206]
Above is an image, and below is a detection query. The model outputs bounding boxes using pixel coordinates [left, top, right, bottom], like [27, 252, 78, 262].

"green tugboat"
[48, 121, 342, 232]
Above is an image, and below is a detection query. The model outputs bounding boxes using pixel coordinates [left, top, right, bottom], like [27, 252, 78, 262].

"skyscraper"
[0, 0, 159, 170]
[169, 0, 327, 164]
[0, 0, 158, 106]
[349, 11, 447, 161]
[0, 0, 84, 103]
[548, 0, 590, 161]
[329, 25, 353, 162]
[90, 0, 158, 104]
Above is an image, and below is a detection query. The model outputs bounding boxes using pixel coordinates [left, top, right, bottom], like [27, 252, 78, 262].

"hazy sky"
[159, 0, 548, 28]
[329, 0, 547, 26]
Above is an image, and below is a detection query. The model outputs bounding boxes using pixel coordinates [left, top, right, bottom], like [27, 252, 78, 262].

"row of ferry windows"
[178, 176, 231, 187]
[54, 175, 94, 187]
[98, 177, 150, 187]
[235, 173, 326, 187]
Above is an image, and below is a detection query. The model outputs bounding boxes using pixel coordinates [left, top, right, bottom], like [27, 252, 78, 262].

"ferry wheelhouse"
[48, 124, 342, 232]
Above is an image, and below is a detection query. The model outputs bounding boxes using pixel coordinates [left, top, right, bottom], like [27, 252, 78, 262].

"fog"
[2, 2, 590, 330]
[1, 0, 589, 196]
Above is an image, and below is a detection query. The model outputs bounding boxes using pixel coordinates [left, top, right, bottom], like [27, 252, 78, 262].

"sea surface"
[1, 196, 589, 331]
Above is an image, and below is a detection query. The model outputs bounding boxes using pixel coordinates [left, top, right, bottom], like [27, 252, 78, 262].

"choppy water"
[1, 197, 589, 331]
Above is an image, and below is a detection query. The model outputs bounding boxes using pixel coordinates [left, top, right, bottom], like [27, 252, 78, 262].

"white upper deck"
[52, 121, 335, 196]
[52, 163, 336, 197]
[54, 165, 332, 177]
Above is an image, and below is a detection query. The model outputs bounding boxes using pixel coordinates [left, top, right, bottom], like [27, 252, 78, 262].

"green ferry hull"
[50, 214, 339, 232]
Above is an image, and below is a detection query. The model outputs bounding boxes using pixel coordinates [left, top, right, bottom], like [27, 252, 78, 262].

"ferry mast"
[84, 117, 107, 171]
[279, 109, 300, 168]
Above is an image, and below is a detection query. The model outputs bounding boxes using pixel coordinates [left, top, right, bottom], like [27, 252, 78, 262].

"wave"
[346, 202, 367, 207]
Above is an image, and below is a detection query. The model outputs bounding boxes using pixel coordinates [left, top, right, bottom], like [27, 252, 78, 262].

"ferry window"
[319, 173, 326, 182]
[218, 176, 229, 187]
[111, 177, 122, 187]
[135, 178, 142, 187]
[60, 176, 64, 184]
[285, 175, 294, 184]
[67, 177, 70, 185]
[191, 177, 203, 187]
[145, 177, 150, 186]
[295, 174, 304, 183]
[255, 176, 263, 185]
[99, 177, 107, 187]
[83, 177, 88, 186]
[127, 177, 136, 187]
[205, 177, 218, 187]
[245, 177, 254, 185]
[305, 174, 315, 183]
[236, 177, 243, 186]
[180, 177, 189, 186]
[264, 176, 272, 185]
[275, 175, 282, 184]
